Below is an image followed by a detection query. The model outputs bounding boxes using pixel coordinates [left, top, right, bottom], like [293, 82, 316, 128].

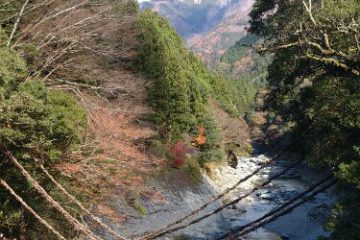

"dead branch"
[7, 0, 30, 47]
[302, 0, 317, 26]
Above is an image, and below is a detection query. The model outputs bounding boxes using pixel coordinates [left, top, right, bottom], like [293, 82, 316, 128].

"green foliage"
[326, 192, 360, 240]
[184, 158, 202, 183]
[226, 74, 258, 115]
[138, 10, 233, 139]
[124, 0, 140, 14]
[249, 0, 360, 237]
[301, 77, 360, 168]
[337, 147, 360, 189]
[0, 47, 27, 91]
[221, 34, 259, 64]
[0, 80, 86, 161]
[0, 41, 86, 238]
[20, 43, 41, 66]
[126, 191, 148, 215]
[197, 149, 224, 165]
[138, 10, 195, 133]
[0, 27, 7, 45]
[173, 235, 191, 240]
[47, 90, 86, 149]
[148, 139, 168, 158]
[219, 33, 270, 116]
[200, 114, 222, 150]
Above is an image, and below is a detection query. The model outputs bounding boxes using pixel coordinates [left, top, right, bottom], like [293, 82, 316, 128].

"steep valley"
[1, 0, 357, 240]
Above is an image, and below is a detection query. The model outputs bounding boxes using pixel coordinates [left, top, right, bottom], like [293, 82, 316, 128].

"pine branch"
[7, 0, 30, 47]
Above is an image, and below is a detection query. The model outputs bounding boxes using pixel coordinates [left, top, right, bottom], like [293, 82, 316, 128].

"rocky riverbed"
[96, 153, 336, 240]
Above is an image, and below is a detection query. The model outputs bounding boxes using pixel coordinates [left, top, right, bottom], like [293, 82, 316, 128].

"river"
[96, 152, 336, 240]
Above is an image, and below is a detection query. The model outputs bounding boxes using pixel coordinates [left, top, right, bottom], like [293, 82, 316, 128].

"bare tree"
[3, 0, 140, 94]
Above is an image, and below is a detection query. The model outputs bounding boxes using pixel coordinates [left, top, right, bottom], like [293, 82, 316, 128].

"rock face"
[94, 154, 336, 240]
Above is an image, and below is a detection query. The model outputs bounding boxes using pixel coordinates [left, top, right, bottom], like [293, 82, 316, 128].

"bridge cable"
[142, 158, 303, 239]
[218, 175, 337, 239]
[1, 146, 101, 240]
[39, 164, 128, 240]
[0, 179, 67, 240]
[140, 127, 312, 240]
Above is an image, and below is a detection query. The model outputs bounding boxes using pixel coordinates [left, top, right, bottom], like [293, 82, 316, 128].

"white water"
[201, 154, 335, 240]
[96, 154, 336, 240]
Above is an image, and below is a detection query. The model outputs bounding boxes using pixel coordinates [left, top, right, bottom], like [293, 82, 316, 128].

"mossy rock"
[125, 191, 148, 215]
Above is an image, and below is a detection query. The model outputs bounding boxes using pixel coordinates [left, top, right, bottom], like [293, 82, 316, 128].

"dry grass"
[55, 69, 167, 217]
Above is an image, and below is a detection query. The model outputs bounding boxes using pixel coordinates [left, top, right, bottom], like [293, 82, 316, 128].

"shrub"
[0, 47, 27, 91]
[173, 235, 190, 240]
[0, 45, 87, 238]
[0, 80, 87, 160]
[197, 149, 224, 166]
[148, 139, 167, 158]
[171, 141, 188, 168]
[184, 158, 202, 183]
[0, 27, 8, 45]
[20, 43, 41, 66]
[237, 142, 253, 157]
[47, 89, 86, 148]
[124, 0, 139, 14]
[200, 114, 222, 151]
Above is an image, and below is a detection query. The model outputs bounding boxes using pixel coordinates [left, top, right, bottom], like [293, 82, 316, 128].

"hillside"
[1, 0, 359, 239]
[187, 0, 254, 69]
[0, 1, 250, 239]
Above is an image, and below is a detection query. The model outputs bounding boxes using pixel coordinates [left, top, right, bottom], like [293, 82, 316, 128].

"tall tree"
[249, 0, 360, 238]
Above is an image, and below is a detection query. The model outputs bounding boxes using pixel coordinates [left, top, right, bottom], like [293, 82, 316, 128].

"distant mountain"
[187, 0, 254, 69]
[139, 0, 255, 74]
[139, 0, 253, 38]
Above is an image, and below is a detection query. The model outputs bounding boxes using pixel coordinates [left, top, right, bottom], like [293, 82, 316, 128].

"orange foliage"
[194, 126, 207, 146]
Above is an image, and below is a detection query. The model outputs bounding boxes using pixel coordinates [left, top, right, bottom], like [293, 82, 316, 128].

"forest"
[0, 0, 359, 239]
[248, 0, 360, 237]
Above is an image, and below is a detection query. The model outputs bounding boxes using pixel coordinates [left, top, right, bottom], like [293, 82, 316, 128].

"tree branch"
[7, 0, 30, 47]
[302, 0, 317, 26]
[305, 53, 360, 76]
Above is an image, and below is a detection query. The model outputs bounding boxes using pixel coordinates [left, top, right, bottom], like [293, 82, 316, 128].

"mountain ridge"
[139, 0, 253, 38]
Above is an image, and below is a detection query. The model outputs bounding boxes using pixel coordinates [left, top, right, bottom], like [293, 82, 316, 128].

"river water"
[97, 153, 336, 240]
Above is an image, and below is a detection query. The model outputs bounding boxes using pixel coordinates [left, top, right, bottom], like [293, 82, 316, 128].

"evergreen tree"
[249, 0, 360, 237]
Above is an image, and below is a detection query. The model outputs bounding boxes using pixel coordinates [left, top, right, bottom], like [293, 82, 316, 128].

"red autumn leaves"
[171, 126, 206, 168]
